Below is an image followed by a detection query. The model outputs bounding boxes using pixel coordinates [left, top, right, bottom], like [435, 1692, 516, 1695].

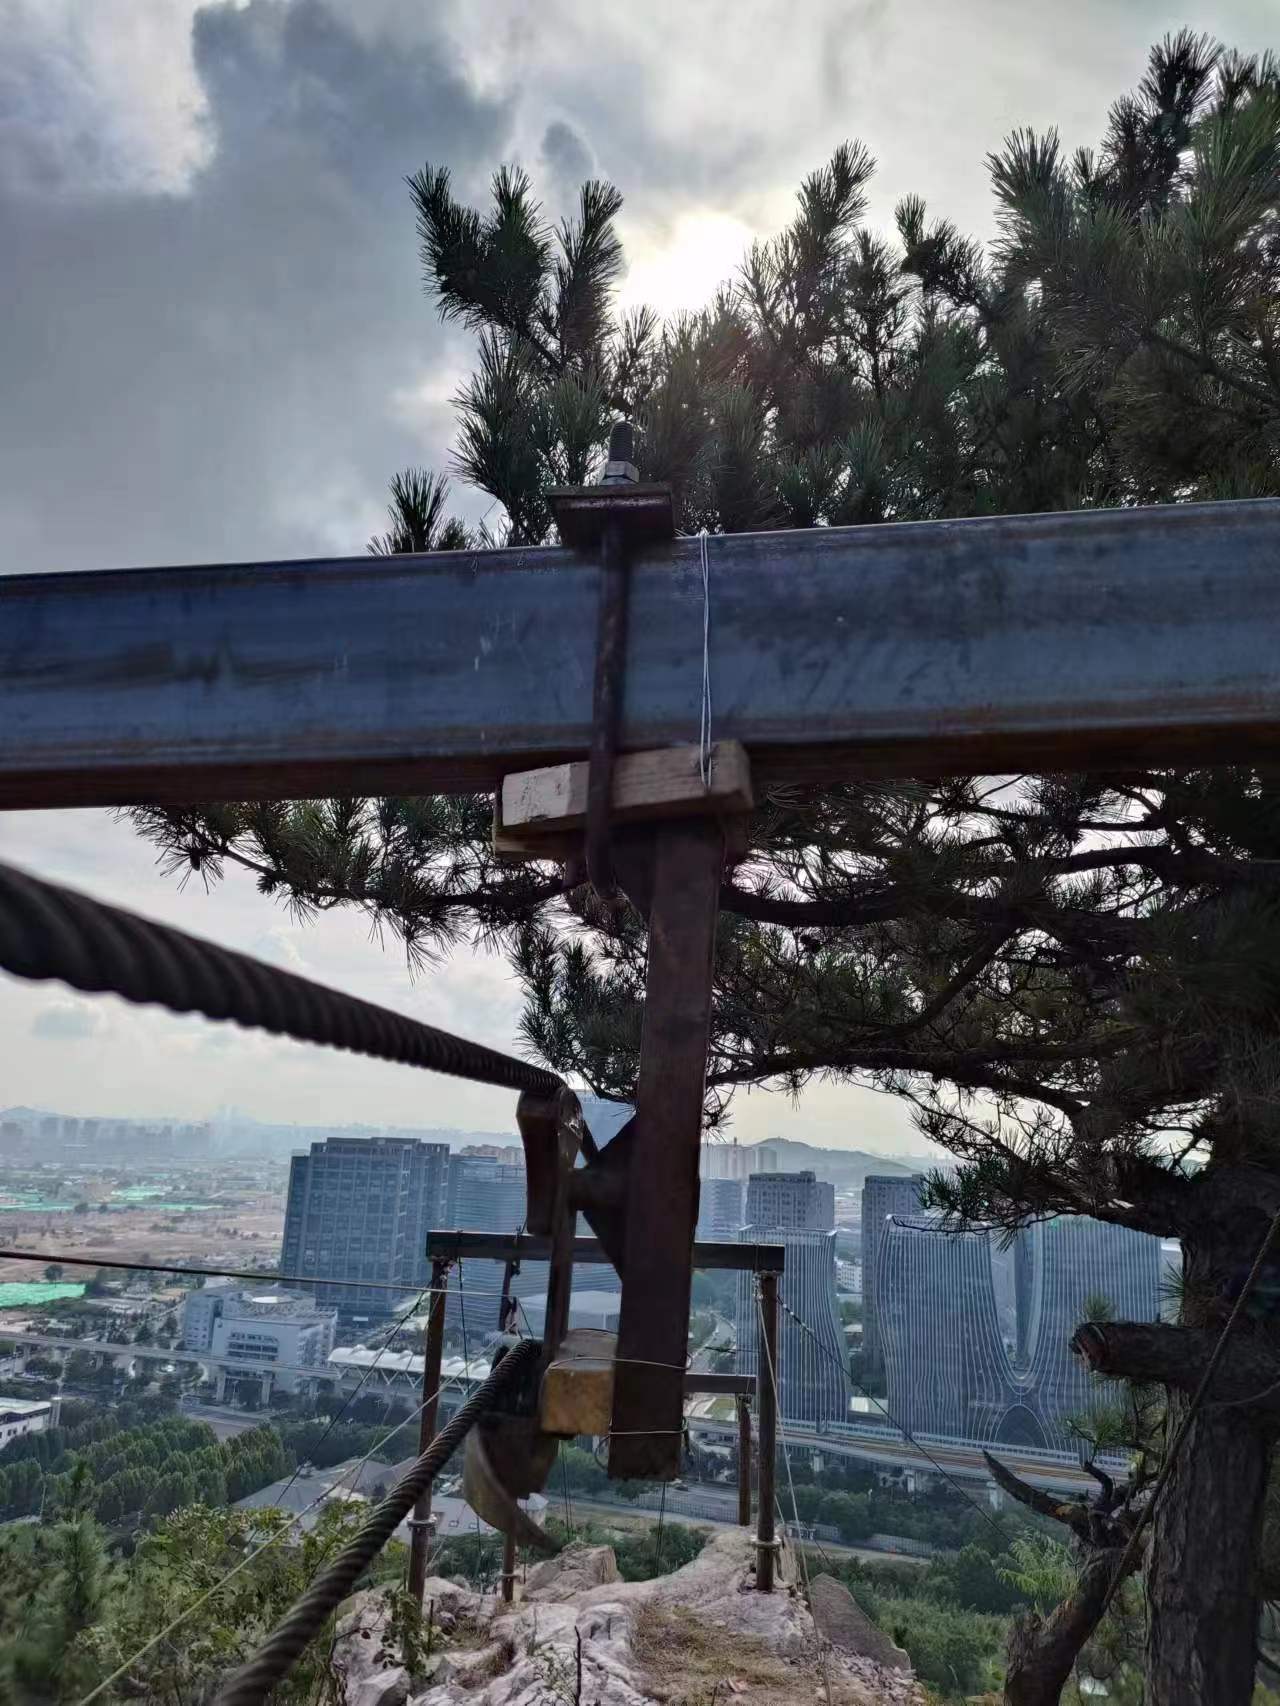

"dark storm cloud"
[539, 120, 595, 200]
[0, 1, 512, 574]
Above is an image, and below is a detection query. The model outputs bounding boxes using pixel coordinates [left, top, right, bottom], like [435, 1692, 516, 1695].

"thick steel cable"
[212, 1336, 539, 1706]
[0, 860, 560, 1096]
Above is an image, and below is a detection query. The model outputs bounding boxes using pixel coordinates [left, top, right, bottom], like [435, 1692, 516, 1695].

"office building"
[444, 1156, 527, 1331]
[877, 1213, 1162, 1446]
[280, 1136, 450, 1321]
[182, 1278, 236, 1350]
[182, 1284, 337, 1389]
[735, 1227, 851, 1426]
[1021, 1216, 1162, 1436]
[697, 1177, 745, 1242]
[859, 1173, 925, 1379]
[746, 1169, 834, 1233]
[877, 1217, 1020, 1440]
[700, 1142, 779, 1182]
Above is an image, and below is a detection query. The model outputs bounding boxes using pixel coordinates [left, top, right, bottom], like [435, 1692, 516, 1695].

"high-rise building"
[735, 1227, 850, 1425]
[859, 1173, 924, 1379]
[745, 1170, 835, 1232]
[445, 1157, 526, 1330]
[696, 1177, 744, 1242]
[280, 1136, 449, 1322]
[876, 1213, 1163, 1446]
[877, 1216, 1019, 1440]
[440, 1155, 620, 1332]
[699, 1143, 779, 1182]
[1021, 1217, 1162, 1433]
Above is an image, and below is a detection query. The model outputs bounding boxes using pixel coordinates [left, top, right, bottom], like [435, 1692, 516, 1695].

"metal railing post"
[408, 1256, 450, 1602]
[756, 1271, 778, 1590]
[737, 1391, 752, 1526]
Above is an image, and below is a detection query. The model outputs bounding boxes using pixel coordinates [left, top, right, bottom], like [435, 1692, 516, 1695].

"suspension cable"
[0, 859, 560, 1095]
[212, 1336, 539, 1706]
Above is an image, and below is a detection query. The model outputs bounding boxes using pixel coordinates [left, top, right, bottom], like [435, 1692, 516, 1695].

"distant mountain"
[754, 1137, 924, 1191]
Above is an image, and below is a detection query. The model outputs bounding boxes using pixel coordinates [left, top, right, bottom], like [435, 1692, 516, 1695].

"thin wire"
[698, 528, 713, 787]
[254, 1285, 430, 1525]
[1095, 1205, 1280, 1625]
[320, 1285, 435, 1513]
[75, 1380, 445, 1706]
[777, 1295, 1007, 1541]
[654, 1480, 667, 1571]
[0, 1245, 447, 1294]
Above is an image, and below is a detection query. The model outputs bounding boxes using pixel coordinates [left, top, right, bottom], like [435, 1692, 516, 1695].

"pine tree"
[126, 35, 1280, 1705]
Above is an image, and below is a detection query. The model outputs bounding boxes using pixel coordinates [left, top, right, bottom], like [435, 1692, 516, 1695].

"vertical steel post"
[408, 1255, 450, 1602]
[756, 1271, 779, 1591]
[737, 1391, 752, 1527]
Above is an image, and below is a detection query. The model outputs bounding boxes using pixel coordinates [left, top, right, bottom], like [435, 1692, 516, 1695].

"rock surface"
[523, 1540, 620, 1601]
[330, 1531, 926, 1705]
[809, 1573, 913, 1671]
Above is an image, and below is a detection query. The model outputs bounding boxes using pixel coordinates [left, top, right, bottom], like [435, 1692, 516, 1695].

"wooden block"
[499, 741, 752, 853]
[540, 1328, 618, 1438]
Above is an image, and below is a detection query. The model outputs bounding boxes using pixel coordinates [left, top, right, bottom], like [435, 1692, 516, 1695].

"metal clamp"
[547, 422, 674, 901]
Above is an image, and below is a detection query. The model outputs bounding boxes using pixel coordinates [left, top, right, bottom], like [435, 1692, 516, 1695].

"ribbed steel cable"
[212, 1335, 539, 1706]
[0, 859, 560, 1095]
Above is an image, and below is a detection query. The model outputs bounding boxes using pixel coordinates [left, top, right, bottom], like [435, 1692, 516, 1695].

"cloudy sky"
[1, 0, 1273, 1150]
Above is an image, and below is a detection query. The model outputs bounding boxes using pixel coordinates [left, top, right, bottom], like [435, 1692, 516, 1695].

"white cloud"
[31, 998, 108, 1041]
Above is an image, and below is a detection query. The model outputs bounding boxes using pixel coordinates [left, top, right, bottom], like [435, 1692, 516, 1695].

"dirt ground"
[0, 1197, 285, 1282]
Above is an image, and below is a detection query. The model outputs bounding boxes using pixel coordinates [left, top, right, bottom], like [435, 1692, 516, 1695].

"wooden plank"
[5, 499, 1280, 809]
[609, 820, 724, 1480]
[497, 741, 752, 853]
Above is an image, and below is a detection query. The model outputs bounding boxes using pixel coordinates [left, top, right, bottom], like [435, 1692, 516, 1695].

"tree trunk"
[1003, 1549, 1124, 1706]
[1146, 1395, 1271, 1705]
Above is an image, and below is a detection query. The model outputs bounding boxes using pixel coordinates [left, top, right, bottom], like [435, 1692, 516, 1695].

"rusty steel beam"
[5, 499, 1280, 809]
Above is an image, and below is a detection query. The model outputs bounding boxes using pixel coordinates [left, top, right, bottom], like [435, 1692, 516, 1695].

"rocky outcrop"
[809, 1574, 913, 1671]
[330, 1530, 927, 1705]
[523, 1541, 620, 1601]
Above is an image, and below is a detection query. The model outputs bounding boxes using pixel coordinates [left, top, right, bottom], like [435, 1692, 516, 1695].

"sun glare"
[618, 210, 755, 317]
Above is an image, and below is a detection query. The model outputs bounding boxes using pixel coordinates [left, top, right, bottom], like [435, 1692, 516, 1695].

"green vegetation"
[0, 1399, 332, 1526]
[0, 1502, 403, 1704]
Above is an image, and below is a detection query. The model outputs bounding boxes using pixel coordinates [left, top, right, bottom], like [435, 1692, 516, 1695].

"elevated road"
[8, 1329, 1116, 1496]
[687, 1416, 1118, 1496]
